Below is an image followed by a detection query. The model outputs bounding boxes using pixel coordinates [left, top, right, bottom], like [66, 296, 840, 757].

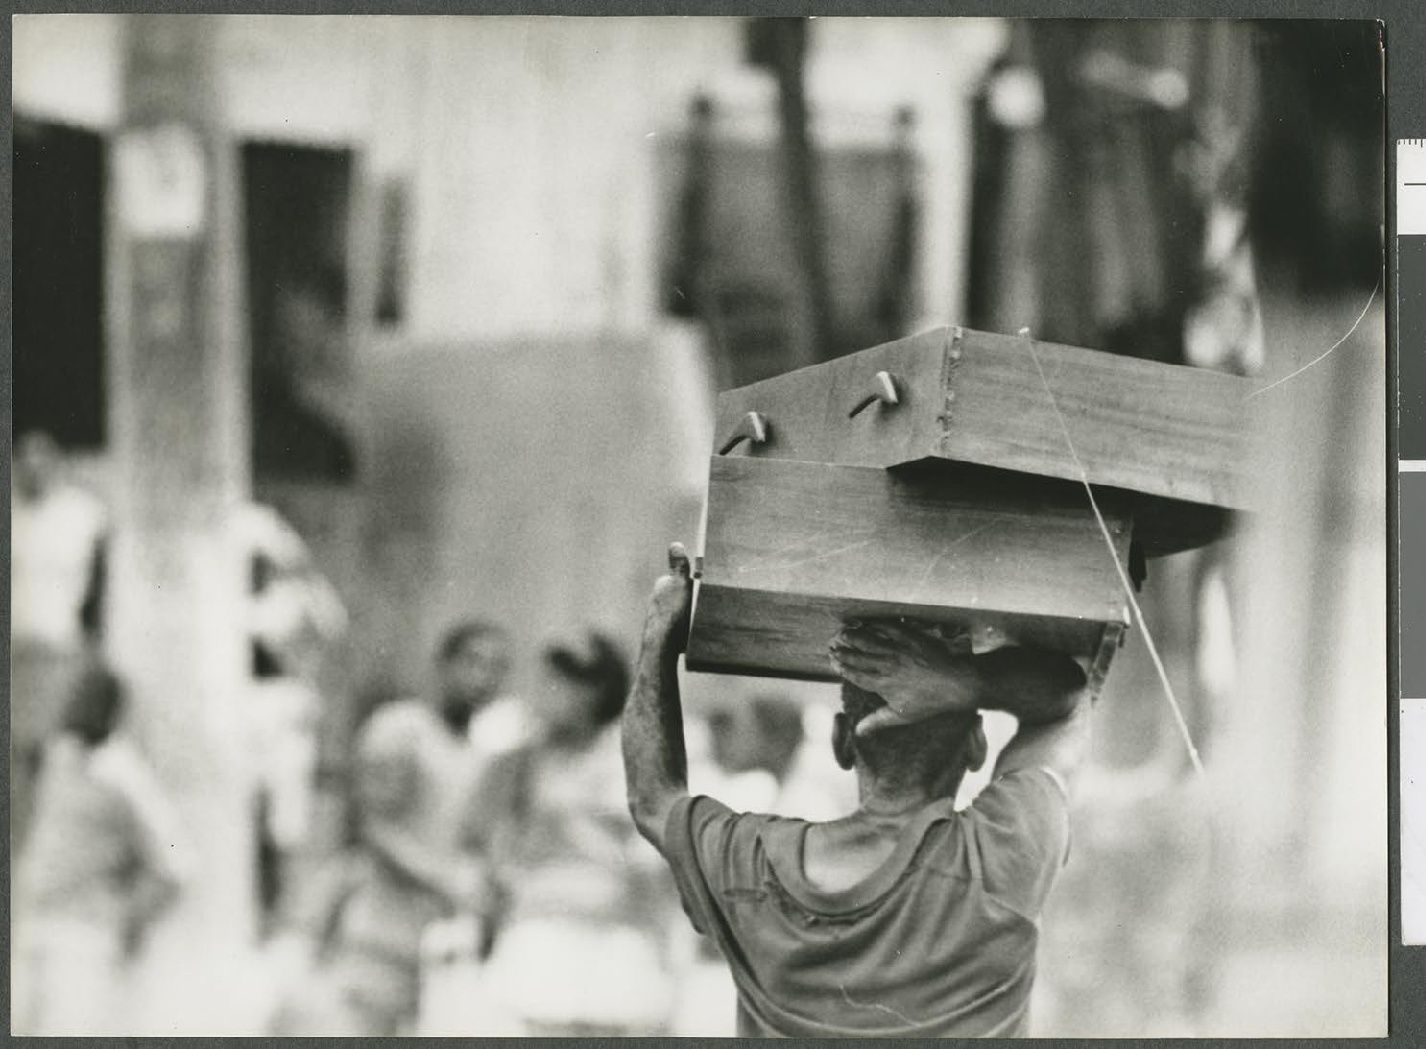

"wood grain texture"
[943, 327, 1250, 512]
[686, 586, 1114, 681]
[686, 457, 1132, 680]
[713, 327, 950, 466]
[711, 325, 1250, 555]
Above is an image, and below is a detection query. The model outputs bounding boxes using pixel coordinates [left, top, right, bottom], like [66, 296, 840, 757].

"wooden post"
[106, 14, 255, 1032]
[753, 16, 835, 365]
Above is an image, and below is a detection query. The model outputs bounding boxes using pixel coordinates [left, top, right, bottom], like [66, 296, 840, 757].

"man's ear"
[967, 718, 988, 773]
[832, 712, 857, 771]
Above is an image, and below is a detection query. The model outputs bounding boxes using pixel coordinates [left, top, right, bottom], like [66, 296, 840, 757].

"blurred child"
[13, 663, 189, 1035]
[474, 632, 679, 1035]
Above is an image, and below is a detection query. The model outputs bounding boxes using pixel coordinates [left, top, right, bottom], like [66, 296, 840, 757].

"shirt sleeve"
[662, 795, 766, 937]
[963, 767, 1071, 922]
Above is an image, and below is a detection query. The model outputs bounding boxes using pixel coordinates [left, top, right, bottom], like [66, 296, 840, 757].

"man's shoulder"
[965, 767, 1070, 821]
[957, 768, 1072, 918]
[675, 793, 797, 845]
[360, 698, 438, 749]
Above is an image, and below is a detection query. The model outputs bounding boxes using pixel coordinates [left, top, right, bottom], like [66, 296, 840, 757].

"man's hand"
[643, 542, 694, 654]
[829, 620, 980, 735]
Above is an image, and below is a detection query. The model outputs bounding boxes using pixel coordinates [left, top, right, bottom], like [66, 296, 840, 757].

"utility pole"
[108, 14, 254, 1032]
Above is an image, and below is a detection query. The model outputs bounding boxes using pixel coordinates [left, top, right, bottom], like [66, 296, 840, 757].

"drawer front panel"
[687, 586, 1116, 681]
[700, 456, 1131, 624]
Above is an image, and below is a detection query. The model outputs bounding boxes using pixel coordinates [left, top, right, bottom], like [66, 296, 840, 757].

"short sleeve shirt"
[662, 767, 1070, 1038]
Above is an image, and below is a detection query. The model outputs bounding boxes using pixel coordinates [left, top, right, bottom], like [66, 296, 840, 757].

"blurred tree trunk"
[109, 14, 255, 1033]
[750, 17, 834, 364]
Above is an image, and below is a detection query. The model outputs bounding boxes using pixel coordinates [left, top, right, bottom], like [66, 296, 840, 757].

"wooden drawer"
[686, 456, 1132, 684]
[713, 326, 1250, 555]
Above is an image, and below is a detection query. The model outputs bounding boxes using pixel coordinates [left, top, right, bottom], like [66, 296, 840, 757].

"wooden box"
[712, 326, 1252, 556]
[686, 457, 1132, 684]
[686, 326, 1249, 682]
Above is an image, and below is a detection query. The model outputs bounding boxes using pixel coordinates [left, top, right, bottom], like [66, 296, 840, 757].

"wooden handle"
[717, 411, 769, 455]
[848, 371, 900, 418]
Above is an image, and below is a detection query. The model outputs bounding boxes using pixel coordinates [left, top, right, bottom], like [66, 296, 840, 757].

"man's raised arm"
[622, 543, 694, 852]
[831, 620, 1090, 792]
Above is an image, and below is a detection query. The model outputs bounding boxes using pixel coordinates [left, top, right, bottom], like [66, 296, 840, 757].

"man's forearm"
[622, 620, 689, 841]
[971, 647, 1086, 724]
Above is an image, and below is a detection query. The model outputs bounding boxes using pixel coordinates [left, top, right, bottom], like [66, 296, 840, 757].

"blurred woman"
[12, 663, 189, 1035]
[472, 632, 679, 1036]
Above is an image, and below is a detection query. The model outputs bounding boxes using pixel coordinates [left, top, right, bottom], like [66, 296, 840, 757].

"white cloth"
[480, 727, 676, 1032]
[483, 917, 673, 1033]
[11, 485, 105, 648]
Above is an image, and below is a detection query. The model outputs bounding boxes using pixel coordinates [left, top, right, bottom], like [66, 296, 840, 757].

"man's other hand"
[829, 620, 979, 735]
[643, 542, 694, 654]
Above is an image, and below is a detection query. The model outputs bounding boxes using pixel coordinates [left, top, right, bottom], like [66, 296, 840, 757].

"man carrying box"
[623, 543, 1090, 1038]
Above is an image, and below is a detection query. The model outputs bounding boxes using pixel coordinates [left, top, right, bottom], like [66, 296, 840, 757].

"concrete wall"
[15, 15, 1001, 701]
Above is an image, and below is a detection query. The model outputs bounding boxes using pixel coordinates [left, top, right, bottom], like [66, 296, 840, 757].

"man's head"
[14, 430, 62, 501]
[709, 694, 806, 781]
[832, 681, 987, 800]
[62, 662, 127, 748]
[435, 620, 512, 721]
[539, 632, 630, 746]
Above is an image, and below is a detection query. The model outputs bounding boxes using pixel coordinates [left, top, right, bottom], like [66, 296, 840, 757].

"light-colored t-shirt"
[663, 767, 1071, 1038]
[12, 485, 106, 648]
[356, 700, 482, 858]
[336, 698, 532, 963]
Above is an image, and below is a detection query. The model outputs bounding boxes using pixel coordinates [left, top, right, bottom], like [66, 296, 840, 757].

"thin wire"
[1018, 332, 1208, 779]
[1245, 278, 1380, 400]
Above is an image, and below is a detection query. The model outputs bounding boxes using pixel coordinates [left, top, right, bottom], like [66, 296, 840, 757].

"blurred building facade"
[12, 14, 1385, 1037]
[13, 14, 1004, 1034]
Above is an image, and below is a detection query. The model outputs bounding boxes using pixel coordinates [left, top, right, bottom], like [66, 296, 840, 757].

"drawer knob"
[717, 411, 769, 455]
[848, 371, 900, 418]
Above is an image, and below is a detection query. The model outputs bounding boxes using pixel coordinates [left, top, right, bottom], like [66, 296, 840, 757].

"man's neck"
[854, 770, 964, 824]
[438, 699, 479, 738]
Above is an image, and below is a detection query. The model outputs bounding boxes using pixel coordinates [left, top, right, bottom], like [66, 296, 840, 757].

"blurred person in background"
[239, 501, 349, 937]
[473, 631, 679, 1036]
[13, 662, 189, 1036]
[626, 545, 1088, 1037]
[698, 694, 859, 818]
[10, 429, 108, 852]
[271, 620, 522, 1036]
[702, 693, 806, 812]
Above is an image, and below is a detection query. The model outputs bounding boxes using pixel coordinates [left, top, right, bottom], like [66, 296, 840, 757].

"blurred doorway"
[241, 141, 356, 487]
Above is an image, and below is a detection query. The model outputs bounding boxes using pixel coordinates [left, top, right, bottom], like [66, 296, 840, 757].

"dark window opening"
[242, 141, 357, 485]
[13, 116, 107, 450]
